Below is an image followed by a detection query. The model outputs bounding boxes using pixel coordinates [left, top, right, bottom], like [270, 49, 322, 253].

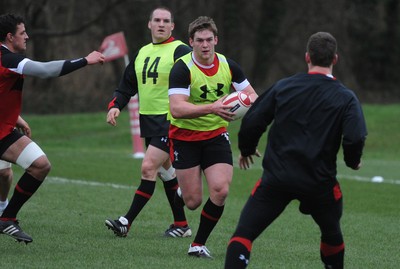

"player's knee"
[40, 159, 52, 175]
[184, 196, 202, 210]
[211, 185, 229, 204]
[26, 156, 51, 180]
[219, 188, 229, 200]
[141, 161, 158, 179]
[0, 168, 13, 181]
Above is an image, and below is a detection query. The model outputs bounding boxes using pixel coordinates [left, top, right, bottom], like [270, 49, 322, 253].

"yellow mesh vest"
[135, 40, 186, 115]
[170, 53, 232, 131]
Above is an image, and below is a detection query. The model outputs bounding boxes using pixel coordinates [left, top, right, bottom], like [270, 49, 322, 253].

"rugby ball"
[222, 91, 252, 120]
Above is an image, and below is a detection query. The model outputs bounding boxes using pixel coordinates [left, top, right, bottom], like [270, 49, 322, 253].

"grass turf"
[1, 104, 399, 268]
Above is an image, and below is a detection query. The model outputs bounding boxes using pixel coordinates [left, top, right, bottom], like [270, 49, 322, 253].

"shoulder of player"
[173, 43, 192, 60]
[171, 58, 189, 73]
[225, 57, 241, 69]
[214, 53, 241, 70]
[221, 55, 246, 80]
[169, 59, 190, 88]
[0, 46, 27, 68]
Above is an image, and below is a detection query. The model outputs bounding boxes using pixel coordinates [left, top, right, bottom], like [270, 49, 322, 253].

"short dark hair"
[306, 32, 337, 67]
[149, 7, 174, 23]
[188, 16, 218, 40]
[0, 13, 25, 42]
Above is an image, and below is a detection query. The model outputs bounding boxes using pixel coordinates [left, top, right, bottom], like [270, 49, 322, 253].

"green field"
[1, 104, 399, 268]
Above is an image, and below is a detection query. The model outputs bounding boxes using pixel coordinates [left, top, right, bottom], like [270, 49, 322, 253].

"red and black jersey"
[0, 45, 25, 140]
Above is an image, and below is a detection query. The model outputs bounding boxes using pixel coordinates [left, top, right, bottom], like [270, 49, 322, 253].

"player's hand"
[86, 51, 105, 65]
[238, 149, 261, 170]
[16, 116, 31, 138]
[211, 95, 235, 121]
[107, 108, 120, 126]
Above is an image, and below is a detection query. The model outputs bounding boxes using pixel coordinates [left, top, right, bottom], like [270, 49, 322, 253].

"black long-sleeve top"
[239, 72, 367, 193]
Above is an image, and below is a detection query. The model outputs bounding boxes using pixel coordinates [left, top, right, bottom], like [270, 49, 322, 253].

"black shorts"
[0, 129, 24, 157]
[253, 180, 343, 216]
[233, 180, 343, 240]
[298, 182, 343, 216]
[170, 132, 233, 170]
[145, 136, 169, 154]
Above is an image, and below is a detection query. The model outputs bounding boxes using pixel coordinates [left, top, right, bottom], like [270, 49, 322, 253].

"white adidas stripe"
[4, 226, 19, 235]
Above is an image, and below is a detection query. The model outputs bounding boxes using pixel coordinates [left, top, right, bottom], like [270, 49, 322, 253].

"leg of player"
[190, 163, 232, 258]
[0, 161, 13, 215]
[175, 165, 213, 256]
[312, 198, 344, 269]
[0, 135, 51, 244]
[225, 182, 290, 268]
[105, 144, 190, 238]
[105, 145, 159, 237]
[159, 159, 191, 238]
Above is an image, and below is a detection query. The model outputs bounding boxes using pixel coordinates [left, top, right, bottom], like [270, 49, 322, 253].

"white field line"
[47, 176, 134, 189]
[45, 173, 400, 189]
[337, 174, 400, 185]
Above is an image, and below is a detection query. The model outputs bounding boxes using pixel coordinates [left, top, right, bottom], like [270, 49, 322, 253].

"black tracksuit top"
[239, 72, 367, 194]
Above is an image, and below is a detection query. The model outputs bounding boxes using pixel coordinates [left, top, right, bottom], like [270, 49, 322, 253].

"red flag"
[99, 32, 128, 62]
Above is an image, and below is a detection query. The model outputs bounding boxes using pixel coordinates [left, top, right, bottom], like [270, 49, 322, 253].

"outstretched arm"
[22, 51, 105, 78]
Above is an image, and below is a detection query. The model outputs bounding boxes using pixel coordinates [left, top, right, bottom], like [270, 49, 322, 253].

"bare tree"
[1, 0, 398, 114]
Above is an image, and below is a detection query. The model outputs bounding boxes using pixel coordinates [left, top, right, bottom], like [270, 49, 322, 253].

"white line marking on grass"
[47, 176, 134, 189]
[46, 174, 400, 190]
[337, 174, 400, 185]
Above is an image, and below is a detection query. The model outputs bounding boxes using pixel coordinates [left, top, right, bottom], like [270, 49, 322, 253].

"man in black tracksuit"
[225, 32, 367, 269]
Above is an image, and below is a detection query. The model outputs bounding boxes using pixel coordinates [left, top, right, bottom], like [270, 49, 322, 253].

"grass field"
[1, 104, 399, 268]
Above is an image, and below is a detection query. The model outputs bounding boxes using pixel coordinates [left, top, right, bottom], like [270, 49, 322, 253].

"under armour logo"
[199, 83, 225, 99]
[239, 254, 249, 265]
[161, 136, 167, 143]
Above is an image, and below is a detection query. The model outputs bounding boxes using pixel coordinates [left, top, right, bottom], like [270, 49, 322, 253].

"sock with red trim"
[162, 178, 188, 227]
[0, 172, 42, 219]
[193, 198, 224, 245]
[124, 179, 155, 224]
[225, 237, 252, 269]
[320, 233, 345, 269]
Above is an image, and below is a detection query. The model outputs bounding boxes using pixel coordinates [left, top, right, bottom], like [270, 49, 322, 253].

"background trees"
[1, 0, 399, 113]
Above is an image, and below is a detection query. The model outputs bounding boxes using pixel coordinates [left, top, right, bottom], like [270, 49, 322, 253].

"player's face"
[190, 29, 218, 65]
[148, 9, 174, 43]
[10, 23, 29, 53]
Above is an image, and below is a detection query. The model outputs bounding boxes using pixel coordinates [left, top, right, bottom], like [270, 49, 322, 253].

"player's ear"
[6, 32, 13, 42]
[305, 52, 311, 64]
[214, 36, 218, 45]
[171, 22, 175, 31]
[332, 54, 338, 65]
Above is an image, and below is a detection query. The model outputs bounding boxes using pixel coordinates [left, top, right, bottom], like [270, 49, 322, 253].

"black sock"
[124, 179, 155, 224]
[225, 237, 252, 269]
[320, 233, 345, 269]
[174, 188, 185, 208]
[1, 172, 42, 219]
[193, 198, 224, 245]
[163, 178, 187, 226]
